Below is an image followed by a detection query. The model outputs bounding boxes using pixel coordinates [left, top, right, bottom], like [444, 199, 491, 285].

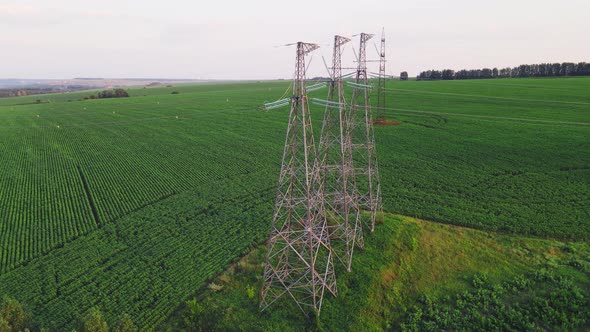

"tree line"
[83, 88, 130, 100]
[417, 62, 590, 80]
[0, 88, 57, 98]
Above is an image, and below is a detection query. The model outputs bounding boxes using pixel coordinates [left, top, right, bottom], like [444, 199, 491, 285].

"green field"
[0, 77, 588, 329]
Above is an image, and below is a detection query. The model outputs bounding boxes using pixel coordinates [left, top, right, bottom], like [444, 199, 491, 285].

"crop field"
[0, 77, 588, 329]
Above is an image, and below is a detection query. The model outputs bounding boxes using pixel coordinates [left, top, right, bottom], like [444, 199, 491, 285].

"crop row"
[0, 125, 95, 272]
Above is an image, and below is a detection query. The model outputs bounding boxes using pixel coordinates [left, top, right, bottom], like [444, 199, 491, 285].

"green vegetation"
[0, 297, 139, 332]
[161, 215, 590, 331]
[402, 271, 590, 331]
[0, 77, 588, 329]
[0, 298, 29, 332]
[83, 89, 130, 100]
[83, 308, 109, 332]
[112, 313, 137, 332]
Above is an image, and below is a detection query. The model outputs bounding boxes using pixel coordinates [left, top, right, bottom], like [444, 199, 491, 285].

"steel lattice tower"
[376, 28, 387, 120]
[348, 33, 383, 232]
[317, 36, 363, 272]
[260, 42, 337, 314]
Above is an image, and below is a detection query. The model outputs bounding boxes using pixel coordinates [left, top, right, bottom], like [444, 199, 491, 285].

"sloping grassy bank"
[161, 214, 590, 331]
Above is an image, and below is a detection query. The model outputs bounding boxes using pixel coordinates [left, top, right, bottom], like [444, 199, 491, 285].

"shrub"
[0, 298, 27, 331]
[94, 89, 129, 99]
[112, 313, 137, 332]
[83, 308, 108, 332]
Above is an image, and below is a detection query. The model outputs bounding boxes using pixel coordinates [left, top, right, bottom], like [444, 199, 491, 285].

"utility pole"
[316, 35, 363, 272]
[260, 42, 337, 314]
[348, 33, 383, 232]
[376, 28, 386, 120]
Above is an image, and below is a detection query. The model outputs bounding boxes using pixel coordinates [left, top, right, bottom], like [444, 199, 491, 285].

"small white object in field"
[57, 125, 60, 128]
[113, 111, 115, 114]
[157, 101, 160, 105]
[176, 116, 179, 119]
[37, 115, 40, 118]
[226, 98, 229, 102]
[84, 107, 87, 110]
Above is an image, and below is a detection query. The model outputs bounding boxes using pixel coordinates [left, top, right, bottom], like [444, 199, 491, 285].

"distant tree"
[400, 71, 409, 80]
[499, 67, 511, 78]
[92, 89, 129, 99]
[575, 62, 590, 76]
[481, 68, 493, 79]
[492, 68, 499, 78]
[552, 63, 562, 76]
[517, 65, 528, 77]
[83, 308, 108, 332]
[431, 70, 442, 80]
[560, 62, 573, 76]
[442, 69, 455, 80]
[538, 63, 548, 77]
[461, 70, 468, 78]
[510, 67, 518, 77]
[113, 88, 129, 98]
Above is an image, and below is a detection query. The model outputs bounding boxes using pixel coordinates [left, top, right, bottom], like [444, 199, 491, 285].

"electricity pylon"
[317, 35, 363, 272]
[260, 42, 337, 314]
[376, 28, 386, 120]
[348, 33, 383, 232]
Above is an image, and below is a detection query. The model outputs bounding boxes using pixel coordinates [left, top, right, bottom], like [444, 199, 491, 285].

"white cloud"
[0, 4, 120, 21]
[0, 4, 40, 16]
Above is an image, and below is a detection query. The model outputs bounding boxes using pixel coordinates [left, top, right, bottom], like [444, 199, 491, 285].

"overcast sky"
[1, 0, 588, 79]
